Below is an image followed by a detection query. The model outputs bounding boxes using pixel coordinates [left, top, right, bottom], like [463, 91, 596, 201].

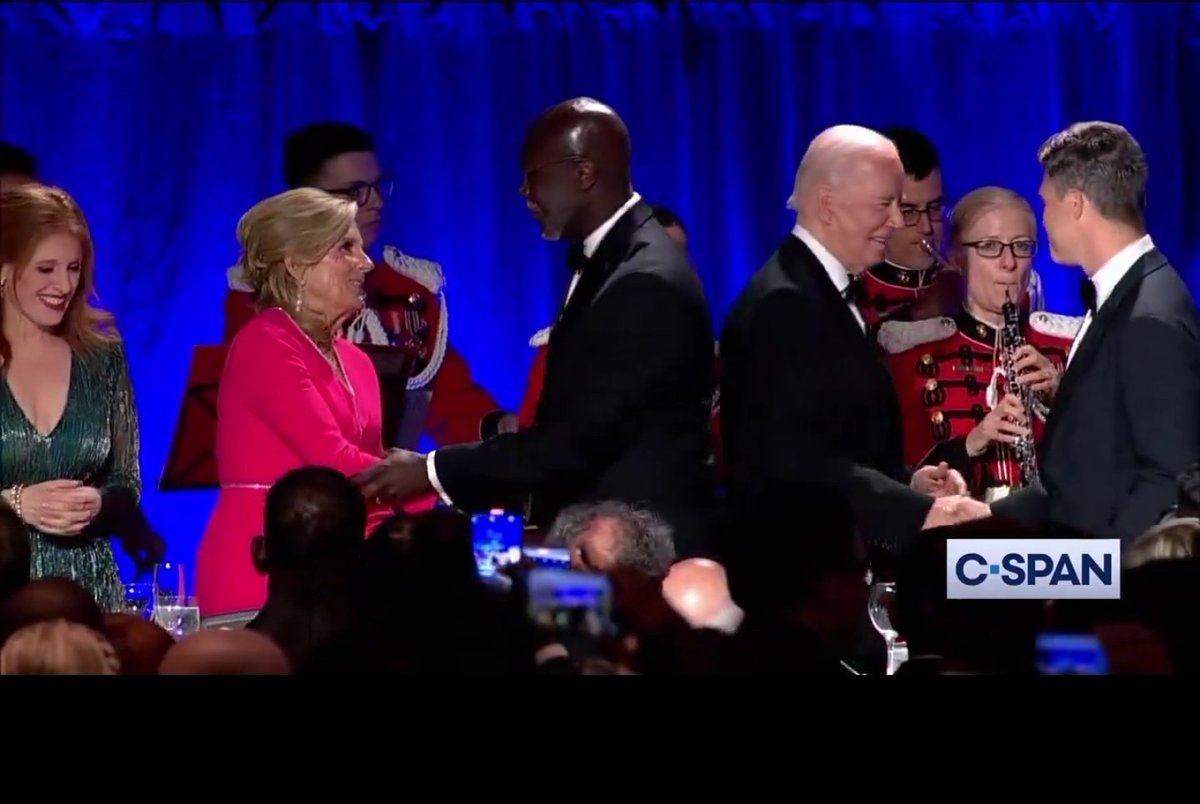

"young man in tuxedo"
[990, 121, 1200, 542]
[718, 125, 986, 577]
[355, 98, 716, 557]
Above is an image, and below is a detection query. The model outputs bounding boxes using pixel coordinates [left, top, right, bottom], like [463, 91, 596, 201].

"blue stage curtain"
[2, 2, 1197, 573]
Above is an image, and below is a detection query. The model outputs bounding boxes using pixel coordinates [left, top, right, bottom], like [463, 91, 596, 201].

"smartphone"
[522, 546, 571, 569]
[471, 509, 524, 580]
[1035, 633, 1109, 675]
[526, 568, 615, 639]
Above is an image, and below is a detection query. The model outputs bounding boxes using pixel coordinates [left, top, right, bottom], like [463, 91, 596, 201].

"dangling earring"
[294, 277, 306, 315]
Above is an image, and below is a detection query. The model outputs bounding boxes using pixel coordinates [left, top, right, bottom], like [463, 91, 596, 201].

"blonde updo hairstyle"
[0, 619, 121, 675]
[236, 188, 359, 313]
[946, 186, 1038, 271]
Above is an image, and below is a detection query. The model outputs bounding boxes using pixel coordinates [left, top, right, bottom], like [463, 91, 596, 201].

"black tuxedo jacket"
[432, 200, 716, 552]
[992, 248, 1200, 542]
[718, 234, 933, 556]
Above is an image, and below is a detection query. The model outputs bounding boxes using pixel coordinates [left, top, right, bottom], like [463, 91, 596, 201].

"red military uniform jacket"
[224, 245, 505, 447]
[858, 260, 1045, 333]
[878, 306, 1082, 499]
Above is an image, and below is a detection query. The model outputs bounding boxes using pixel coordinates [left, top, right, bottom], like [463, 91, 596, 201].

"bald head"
[521, 97, 634, 242]
[0, 578, 104, 644]
[661, 559, 744, 634]
[158, 630, 291, 675]
[104, 613, 176, 675]
[787, 125, 905, 273]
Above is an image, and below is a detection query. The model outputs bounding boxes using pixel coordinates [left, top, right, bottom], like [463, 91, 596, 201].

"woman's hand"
[1013, 345, 1060, 400]
[964, 394, 1030, 457]
[19, 480, 102, 536]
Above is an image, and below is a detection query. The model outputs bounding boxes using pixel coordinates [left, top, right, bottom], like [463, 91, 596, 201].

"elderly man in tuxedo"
[719, 125, 987, 581]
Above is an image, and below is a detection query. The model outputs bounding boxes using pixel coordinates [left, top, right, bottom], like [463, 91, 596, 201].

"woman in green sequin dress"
[0, 184, 142, 613]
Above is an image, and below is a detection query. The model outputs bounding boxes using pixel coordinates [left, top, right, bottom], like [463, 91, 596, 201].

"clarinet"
[1000, 293, 1040, 488]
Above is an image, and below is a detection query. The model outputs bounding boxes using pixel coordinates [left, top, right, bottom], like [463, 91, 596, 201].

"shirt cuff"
[425, 451, 454, 506]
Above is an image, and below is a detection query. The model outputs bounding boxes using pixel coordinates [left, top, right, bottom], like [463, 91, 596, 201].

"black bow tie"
[567, 243, 588, 274]
[1081, 278, 1097, 313]
[842, 277, 866, 306]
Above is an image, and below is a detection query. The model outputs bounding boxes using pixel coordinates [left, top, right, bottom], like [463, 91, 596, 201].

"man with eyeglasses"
[856, 127, 1044, 335]
[223, 122, 512, 448]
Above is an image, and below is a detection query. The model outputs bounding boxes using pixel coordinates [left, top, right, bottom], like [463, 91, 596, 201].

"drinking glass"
[867, 581, 907, 674]
[122, 582, 154, 620]
[152, 562, 201, 639]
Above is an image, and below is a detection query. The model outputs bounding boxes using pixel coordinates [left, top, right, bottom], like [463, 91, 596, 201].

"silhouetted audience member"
[0, 504, 31, 601]
[303, 509, 535, 675]
[0, 578, 105, 645]
[244, 467, 370, 670]
[893, 518, 1044, 675]
[1, 619, 120, 674]
[544, 500, 676, 577]
[159, 629, 290, 675]
[1125, 517, 1199, 567]
[0, 142, 38, 190]
[103, 613, 176, 675]
[723, 489, 871, 674]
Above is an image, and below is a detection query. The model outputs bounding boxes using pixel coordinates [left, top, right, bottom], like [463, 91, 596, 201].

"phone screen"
[1036, 633, 1109, 675]
[526, 568, 614, 639]
[522, 546, 571, 569]
[471, 510, 524, 580]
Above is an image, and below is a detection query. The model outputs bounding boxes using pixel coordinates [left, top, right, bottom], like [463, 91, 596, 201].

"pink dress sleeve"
[232, 321, 382, 477]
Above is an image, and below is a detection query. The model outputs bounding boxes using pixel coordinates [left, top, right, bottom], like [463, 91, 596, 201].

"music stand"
[159, 345, 228, 491]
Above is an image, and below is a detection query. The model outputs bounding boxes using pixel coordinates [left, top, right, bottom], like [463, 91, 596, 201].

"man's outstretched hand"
[352, 449, 433, 504]
[922, 495, 991, 530]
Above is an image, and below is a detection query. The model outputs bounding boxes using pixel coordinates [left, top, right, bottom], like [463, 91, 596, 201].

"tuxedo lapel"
[1044, 248, 1168, 447]
[778, 235, 872, 350]
[552, 201, 654, 340]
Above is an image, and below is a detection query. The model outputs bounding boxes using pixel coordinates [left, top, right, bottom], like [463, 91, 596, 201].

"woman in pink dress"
[197, 187, 401, 617]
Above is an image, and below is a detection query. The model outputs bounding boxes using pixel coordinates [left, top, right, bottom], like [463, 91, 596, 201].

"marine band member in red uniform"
[224, 122, 511, 446]
[878, 186, 1082, 502]
[859, 128, 1044, 333]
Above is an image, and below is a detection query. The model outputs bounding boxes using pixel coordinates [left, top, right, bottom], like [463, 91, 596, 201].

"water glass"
[152, 562, 200, 639]
[152, 596, 202, 639]
[122, 582, 154, 620]
[868, 581, 908, 675]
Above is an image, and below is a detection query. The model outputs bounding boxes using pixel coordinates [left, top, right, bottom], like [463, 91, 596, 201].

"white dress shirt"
[791, 223, 867, 334]
[425, 191, 644, 505]
[1066, 234, 1156, 366]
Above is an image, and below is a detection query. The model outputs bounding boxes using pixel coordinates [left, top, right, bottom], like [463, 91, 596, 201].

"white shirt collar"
[791, 223, 851, 293]
[583, 191, 642, 259]
[1089, 234, 1155, 311]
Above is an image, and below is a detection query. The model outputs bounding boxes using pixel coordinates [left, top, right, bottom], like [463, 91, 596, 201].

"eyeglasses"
[328, 176, 394, 206]
[961, 239, 1038, 259]
[900, 201, 947, 227]
[522, 155, 587, 186]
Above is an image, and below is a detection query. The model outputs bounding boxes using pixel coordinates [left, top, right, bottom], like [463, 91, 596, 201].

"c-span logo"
[946, 539, 1121, 600]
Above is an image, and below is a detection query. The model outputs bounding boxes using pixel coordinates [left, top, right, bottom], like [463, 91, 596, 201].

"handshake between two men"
[910, 462, 992, 529]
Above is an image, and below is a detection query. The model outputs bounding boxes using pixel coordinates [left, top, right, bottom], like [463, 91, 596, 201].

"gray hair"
[544, 501, 676, 576]
[1037, 121, 1147, 230]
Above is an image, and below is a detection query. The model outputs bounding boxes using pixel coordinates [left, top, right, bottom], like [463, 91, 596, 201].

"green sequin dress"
[0, 340, 141, 612]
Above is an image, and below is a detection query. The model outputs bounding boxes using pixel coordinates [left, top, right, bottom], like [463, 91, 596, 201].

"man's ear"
[251, 535, 269, 575]
[576, 159, 598, 193]
[1068, 189, 1086, 221]
[817, 184, 837, 224]
[0, 262, 12, 288]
